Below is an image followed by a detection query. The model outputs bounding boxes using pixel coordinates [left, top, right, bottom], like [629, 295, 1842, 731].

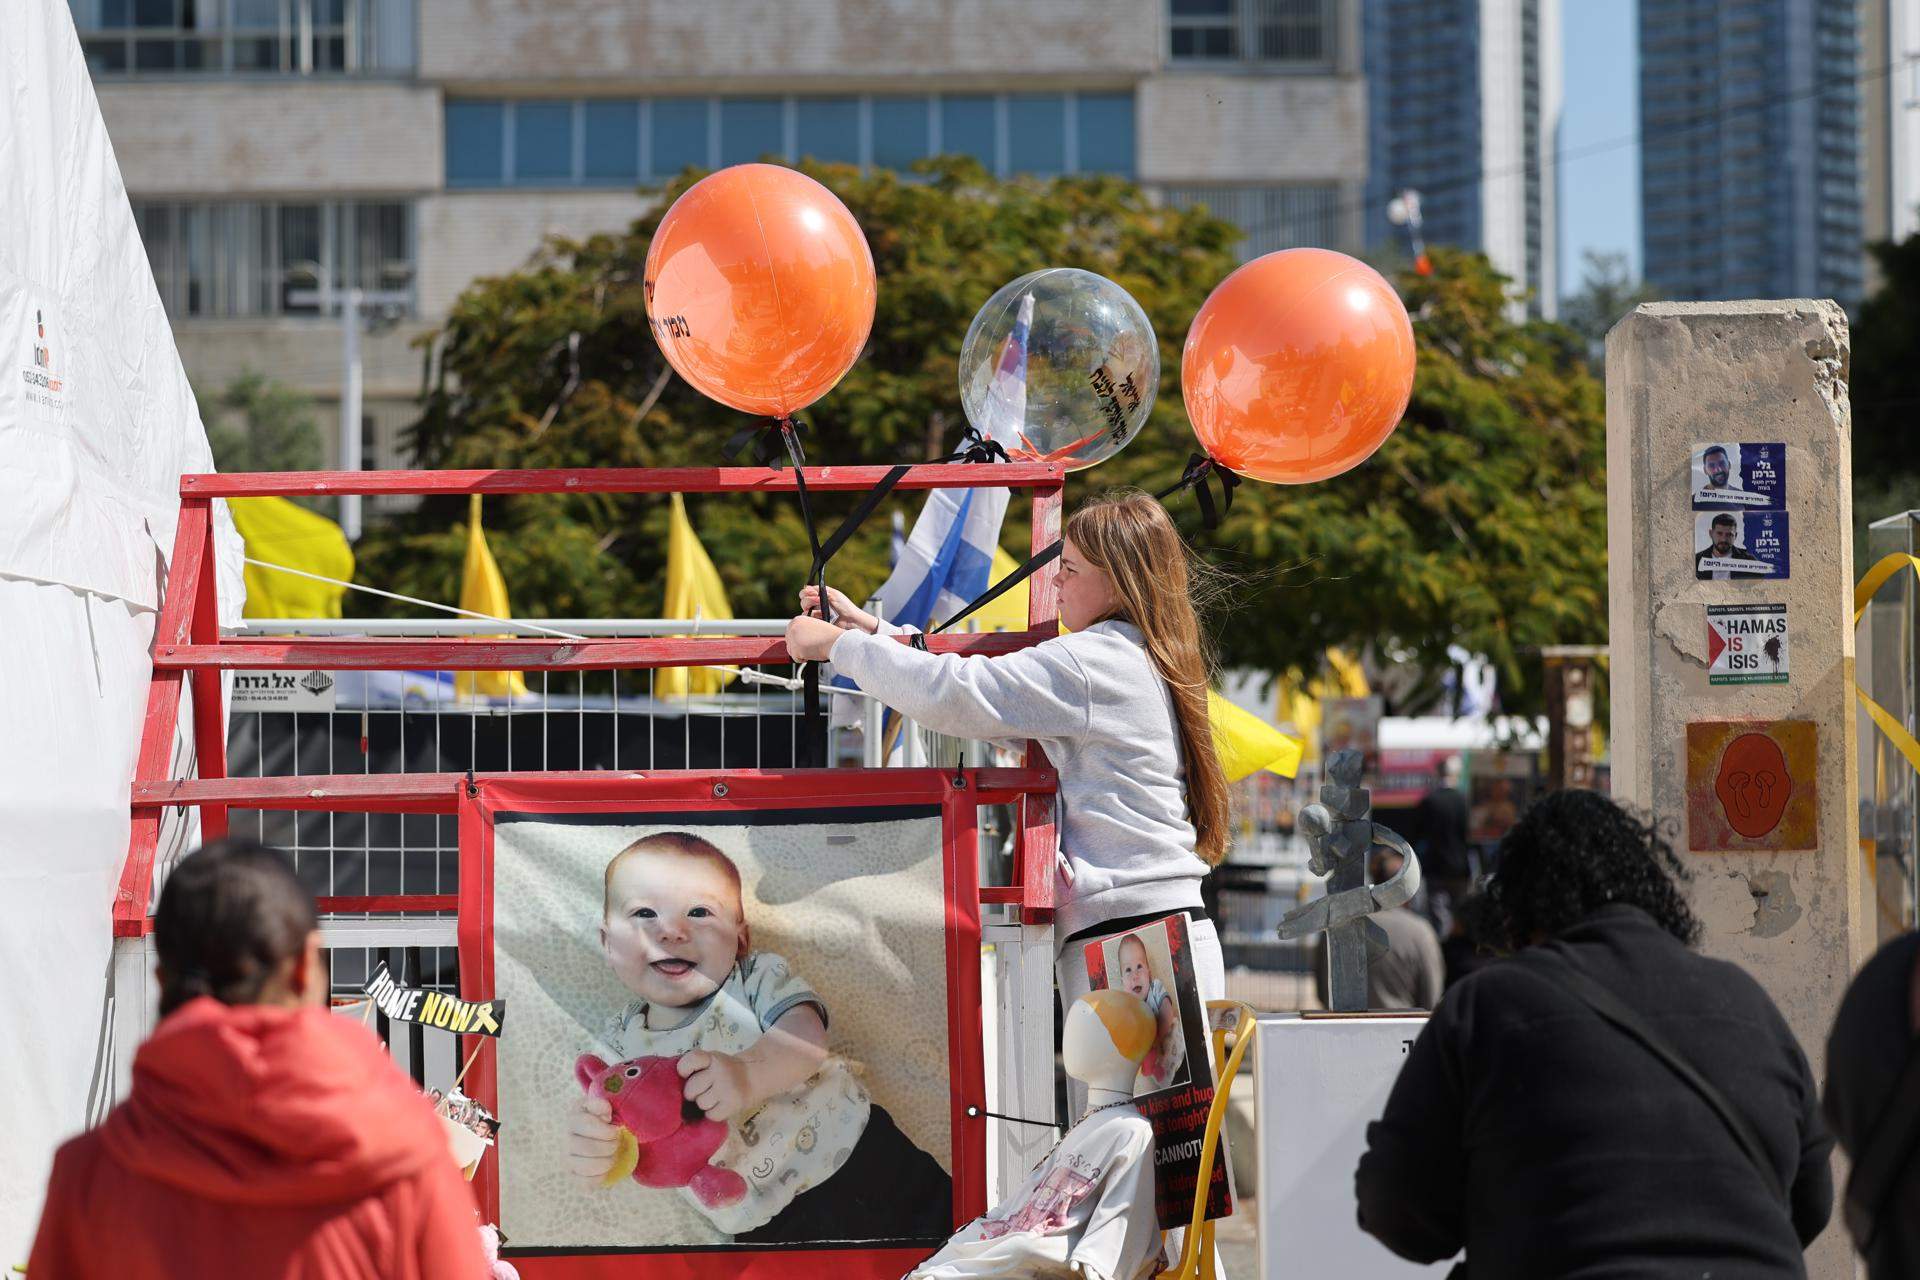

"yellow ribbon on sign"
[1853, 553, 1920, 781]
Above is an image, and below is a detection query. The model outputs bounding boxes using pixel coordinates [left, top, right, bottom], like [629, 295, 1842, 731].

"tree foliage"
[203, 371, 327, 506]
[1560, 250, 1662, 367]
[1851, 234, 1920, 487]
[355, 160, 1606, 713]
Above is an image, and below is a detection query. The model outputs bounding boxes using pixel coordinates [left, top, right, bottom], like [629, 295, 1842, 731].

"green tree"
[203, 371, 326, 472]
[1560, 250, 1662, 367]
[202, 372, 330, 511]
[356, 161, 1606, 713]
[1852, 234, 1920, 488]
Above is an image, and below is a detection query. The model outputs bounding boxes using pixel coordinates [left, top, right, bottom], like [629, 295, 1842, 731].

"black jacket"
[1823, 931, 1920, 1280]
[1356, 905, 1833, 1279]
[1412, 785, 1472, 882]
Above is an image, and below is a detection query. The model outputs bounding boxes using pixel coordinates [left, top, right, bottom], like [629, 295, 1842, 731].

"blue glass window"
[513, 101, 574, 184]
[940, 95, 997, 172]
[1006, 94, 1066, 176]
[583, 101, 639, 184]
[871, 97, 930, 170]
[719, 97, 783, 166]
[1075, 93, 1135, 177]
[650, 99, 709, 177]
[445, 101, 505, 186]
[796, 97, 861, 165]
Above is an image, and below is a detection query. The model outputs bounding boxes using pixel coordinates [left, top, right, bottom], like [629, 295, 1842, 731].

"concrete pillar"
[1607, 300, 1868, 1278]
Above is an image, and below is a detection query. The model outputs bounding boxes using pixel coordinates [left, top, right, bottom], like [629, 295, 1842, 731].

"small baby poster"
[1081, 913, 1233, 1228]
[1690, 442, 1785, 509]
[474, 795, 968, 1256]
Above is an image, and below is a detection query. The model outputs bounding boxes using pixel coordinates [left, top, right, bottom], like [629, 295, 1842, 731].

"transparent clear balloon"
[957, 268, 1159, 472]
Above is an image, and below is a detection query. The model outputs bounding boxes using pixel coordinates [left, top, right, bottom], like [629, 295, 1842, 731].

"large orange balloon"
[644, 164, 876, 419]
[1181, 248, 1415, 485]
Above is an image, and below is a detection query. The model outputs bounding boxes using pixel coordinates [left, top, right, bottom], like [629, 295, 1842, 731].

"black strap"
[921, 541, 1064, 640]
[775, 421, 830, 768]
[1154, 452, 1241, 530]
[1532, 952, 1788, 1207]
[1841, 947, 1920, 1249]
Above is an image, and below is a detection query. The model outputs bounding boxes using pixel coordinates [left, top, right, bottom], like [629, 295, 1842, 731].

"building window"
[71, 0, 415, 77]
[442, 92, 1137, 190]
[797, 97, 862, 166]
[718, 97, 785, 167]
[132, 199, 414, 319]
[445, 101, 505, 186]
[1161, 184, 1343, 259]
[1169, 0, 1334, 67]
[869, 97, 930, 169]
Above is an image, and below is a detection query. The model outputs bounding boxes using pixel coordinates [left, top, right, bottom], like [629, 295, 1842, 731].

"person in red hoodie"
[29, 838, 487, 1279]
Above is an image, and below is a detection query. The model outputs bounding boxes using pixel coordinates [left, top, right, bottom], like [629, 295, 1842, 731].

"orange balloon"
[1181, 248, 1415, 485]
[644, 164, 876, 420]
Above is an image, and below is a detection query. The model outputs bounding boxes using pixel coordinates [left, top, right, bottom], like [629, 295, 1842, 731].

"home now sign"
[1706, 604, 1789, 686]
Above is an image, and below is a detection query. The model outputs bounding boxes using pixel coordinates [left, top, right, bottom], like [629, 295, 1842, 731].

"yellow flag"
[1325, 647, 1371, 697]
[973, 546, 1033, 632]
[456, 494, 528, 700]
[656, 493, 735, 699]
[1210, 689, 1304, 781]
[229, 496, 354, 620]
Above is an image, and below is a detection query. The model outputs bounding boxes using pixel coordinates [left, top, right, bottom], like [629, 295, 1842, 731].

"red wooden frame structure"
[120, 463, 1066, 935]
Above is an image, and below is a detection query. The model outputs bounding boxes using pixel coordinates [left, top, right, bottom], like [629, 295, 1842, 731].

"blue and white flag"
[870, 485, 1010, 633]
[829, 483, 1010, 736]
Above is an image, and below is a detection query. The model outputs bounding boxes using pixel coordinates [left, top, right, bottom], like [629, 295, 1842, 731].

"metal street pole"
[340, 286, 364, 541]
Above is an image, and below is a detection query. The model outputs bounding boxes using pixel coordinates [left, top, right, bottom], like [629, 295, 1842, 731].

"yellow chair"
[1158, 1000, 1258, 1280]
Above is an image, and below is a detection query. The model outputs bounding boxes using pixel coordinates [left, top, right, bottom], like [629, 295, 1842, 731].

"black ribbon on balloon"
[1154, 452, 1241, 531]
[722, 418, 801, 469]
[938, 423, 1011, 467]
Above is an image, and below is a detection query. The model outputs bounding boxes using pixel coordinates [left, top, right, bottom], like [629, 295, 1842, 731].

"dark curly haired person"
[1355, 789, 1834, 1279]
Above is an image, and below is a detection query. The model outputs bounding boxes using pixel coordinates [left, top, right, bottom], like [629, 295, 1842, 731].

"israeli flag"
[871, 485, 1010, 632]
[828, 483, 1010, 733]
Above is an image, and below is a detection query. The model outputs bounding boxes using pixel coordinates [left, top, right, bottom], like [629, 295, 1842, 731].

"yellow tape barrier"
[1853, 553, 1920, 780]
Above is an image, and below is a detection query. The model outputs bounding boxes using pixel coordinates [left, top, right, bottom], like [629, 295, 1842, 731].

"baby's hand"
[566, 1093, 622, 1181]
[679, 1049, 755, 1122]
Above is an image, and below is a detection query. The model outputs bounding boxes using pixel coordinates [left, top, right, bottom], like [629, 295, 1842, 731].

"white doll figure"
[908, 989, 1163, 1280]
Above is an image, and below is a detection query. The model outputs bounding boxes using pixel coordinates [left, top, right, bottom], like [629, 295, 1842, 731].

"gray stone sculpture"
[1277, 748, 1423, 1012]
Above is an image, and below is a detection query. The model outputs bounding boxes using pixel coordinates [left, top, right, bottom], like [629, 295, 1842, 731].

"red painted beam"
[132, 766, 1057, 810]
[153, 630, 1054, 671]
[181, 464, 1064, 499]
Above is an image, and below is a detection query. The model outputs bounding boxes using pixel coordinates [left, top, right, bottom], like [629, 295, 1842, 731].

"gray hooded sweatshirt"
[829, 618, 1208, 940]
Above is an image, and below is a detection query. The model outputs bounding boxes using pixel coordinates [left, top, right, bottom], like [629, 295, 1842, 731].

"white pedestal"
[1253, 1013, 1454, 1277]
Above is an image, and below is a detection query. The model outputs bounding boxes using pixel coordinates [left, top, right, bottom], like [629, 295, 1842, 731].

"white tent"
[0, 2, 241, 1260]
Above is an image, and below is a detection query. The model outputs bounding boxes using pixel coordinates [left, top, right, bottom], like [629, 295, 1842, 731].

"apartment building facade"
[70, 0, 1367, 476]
[1639, 0, 1865, 312]
[1362, 0, 1562, 319]
[1865, 0, 1920, 293]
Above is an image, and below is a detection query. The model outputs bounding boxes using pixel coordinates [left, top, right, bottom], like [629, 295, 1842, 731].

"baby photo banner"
[456, 775, 986, 1280]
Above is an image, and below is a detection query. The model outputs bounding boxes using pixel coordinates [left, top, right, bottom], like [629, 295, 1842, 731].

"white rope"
[240, 556, 880, 701]
[244, 557, 587, 640]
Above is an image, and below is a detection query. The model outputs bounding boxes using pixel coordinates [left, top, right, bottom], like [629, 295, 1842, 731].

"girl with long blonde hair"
[786, 490, 1231, 1035]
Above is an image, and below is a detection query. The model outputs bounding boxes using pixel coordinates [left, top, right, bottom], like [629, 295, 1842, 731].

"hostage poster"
[1081, 912, 1232, 1227]
[480, 803, 963, 1253]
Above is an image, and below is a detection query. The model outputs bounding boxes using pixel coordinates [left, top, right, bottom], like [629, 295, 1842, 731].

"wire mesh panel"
[224, 642, 825, 1019]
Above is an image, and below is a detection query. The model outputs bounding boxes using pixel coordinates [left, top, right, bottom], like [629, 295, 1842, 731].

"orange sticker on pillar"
[1685, 720, 1819, 851]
